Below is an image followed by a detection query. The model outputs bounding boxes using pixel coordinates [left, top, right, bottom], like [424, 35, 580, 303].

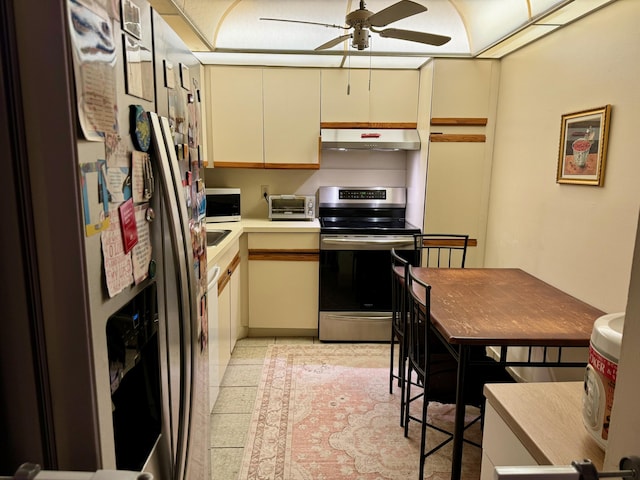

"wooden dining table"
[409, 268, 605, 480]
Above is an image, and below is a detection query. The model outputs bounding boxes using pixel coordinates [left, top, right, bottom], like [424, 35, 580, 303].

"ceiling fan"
[260, 0, 451, 51]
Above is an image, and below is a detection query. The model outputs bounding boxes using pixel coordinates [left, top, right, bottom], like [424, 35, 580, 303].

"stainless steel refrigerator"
[0, 0, 209, 478]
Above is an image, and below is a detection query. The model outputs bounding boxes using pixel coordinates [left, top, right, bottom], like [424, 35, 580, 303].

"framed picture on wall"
[121, 0, 142, 39]
[556, 105, 612, 186]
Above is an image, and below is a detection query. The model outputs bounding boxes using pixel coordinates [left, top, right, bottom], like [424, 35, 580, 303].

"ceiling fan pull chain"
[347, 48, 351, 95]
[368, 34, 372, 91]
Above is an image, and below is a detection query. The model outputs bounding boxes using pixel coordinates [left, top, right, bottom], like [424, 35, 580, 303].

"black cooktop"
[319, 216, 421, 235]
[317, 187, 421, 235]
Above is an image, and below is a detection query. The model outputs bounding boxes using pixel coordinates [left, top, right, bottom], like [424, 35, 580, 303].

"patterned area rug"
[238, 344, 482, 480]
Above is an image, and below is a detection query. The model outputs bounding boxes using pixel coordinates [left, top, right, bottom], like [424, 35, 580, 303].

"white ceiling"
[151, 0, 618, 68]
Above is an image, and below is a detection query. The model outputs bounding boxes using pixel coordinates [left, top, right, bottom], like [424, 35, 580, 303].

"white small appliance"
[206, 188, 241, 223]
[582, 312, 625, 449]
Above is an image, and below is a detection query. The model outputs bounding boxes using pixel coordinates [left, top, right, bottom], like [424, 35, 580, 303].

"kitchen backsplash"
[204, 150, 411, 219]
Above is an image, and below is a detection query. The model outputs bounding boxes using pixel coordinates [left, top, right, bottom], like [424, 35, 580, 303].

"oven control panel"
[339, 189, 387, 200]
[318, 186, 407, 208]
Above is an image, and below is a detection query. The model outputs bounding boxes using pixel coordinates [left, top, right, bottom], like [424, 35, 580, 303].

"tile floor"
[209, 336, 320, 479]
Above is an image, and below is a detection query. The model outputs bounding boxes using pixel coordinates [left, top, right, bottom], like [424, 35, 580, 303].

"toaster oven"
[268, 195, 315, 220]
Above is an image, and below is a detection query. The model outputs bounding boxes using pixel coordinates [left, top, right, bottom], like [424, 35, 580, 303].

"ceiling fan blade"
[260, 17, 346, 29]
[367, 0, 427, 27]
[315, 34, 352, 51]
[378, 28, 451, 46]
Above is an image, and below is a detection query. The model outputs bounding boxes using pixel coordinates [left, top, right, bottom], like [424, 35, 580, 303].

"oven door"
[319, 234, 415, 341]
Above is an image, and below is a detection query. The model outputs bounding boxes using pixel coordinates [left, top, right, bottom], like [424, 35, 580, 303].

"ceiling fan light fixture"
[352, 27, 369, 50]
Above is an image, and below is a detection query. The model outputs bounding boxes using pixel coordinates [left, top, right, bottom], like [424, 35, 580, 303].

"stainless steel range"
[318, 186, 421, 341]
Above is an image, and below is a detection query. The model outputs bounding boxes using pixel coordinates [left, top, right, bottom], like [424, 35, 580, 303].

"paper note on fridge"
[132, 204, 152, 285]
[80, 160, 110, 236]
[101, 209, 134, 298]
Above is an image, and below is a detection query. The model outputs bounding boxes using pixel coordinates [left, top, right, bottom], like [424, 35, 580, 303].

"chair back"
[414, 234, 469, 268]
[406, 266, 460, 404]
[405, 266, 431, 381]
[391, 248, 409, 334]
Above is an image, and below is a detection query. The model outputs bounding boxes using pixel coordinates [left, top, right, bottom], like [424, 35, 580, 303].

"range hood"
[321, 128, 421, 151]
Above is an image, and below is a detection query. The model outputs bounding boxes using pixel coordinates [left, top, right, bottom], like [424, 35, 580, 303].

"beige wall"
[486, 0, 640, 313]
[485, 0, 640, 467]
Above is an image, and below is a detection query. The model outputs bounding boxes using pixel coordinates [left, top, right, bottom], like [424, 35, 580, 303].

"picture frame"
[556, 105, 611, 186]
[180, 63, 190, 90]
[121, 0, 141, 39]
[123, 34, 143, 98]
[164, 59, 175, 89]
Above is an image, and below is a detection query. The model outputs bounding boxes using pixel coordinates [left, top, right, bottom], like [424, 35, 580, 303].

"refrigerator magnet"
[118, 198, 138, 254]
[130, 105, 150, 152]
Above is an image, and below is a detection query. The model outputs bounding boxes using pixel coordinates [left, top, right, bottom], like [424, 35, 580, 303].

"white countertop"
[206, 218, 320, 266]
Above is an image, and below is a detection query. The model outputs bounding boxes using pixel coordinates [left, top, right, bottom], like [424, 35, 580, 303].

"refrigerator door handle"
[149, 112, 197, 480]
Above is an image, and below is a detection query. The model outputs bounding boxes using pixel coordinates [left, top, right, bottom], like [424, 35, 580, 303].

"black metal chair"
[404, 266, 512, 479]
[414, 234, 469, 268]
[389, 248, 410, 425]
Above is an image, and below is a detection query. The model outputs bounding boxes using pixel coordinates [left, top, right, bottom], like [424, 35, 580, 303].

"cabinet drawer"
[248, 232, 319, 250]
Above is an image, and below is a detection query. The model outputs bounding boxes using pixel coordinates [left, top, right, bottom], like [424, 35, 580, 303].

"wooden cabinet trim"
[320, 122, 418, 129]
[264, 163, 320, 170]
[430, 117, 488, 126]
[420, 238, 478, 247]
[213, 161, 320, 170]
[430, 134, 486, 143]
[218, 252, 240, 295]
[213, 161, 265, 169]
[248, 249, 320, 261]
[218, 272, 230, 295]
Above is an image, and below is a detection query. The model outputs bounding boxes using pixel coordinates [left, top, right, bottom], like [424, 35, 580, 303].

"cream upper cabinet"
[321, 69, 419, 124]
[369, 70, 419, 123]
[321, 69, 370, 122]
[205, 66, 320, 168]
[206, 66, 264, 167]
[263, 69, 321, 167]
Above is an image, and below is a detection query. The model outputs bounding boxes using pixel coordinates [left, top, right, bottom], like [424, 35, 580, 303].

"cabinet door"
[321, 69, 370, 122]
[480, 403, 537, 480]
[321, 69, 419, 123]
[229, 265, 241, 352]
[248, 232, 319, 332]
[217, 280, 231, 378]
[248, 259, 319, 330]
[369, 70, 419, 123]
[207, 66, 263, 167]
[263, 69, 320, 167]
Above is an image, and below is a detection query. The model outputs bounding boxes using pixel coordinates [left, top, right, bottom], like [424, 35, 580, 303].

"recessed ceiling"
[151, 0, 618, 68]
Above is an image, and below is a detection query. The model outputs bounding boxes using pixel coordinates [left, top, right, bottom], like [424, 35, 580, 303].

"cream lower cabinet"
[248, 232, 319, 334]
[215, 242, 242, 382]
[480, 402, 536, 480]
[481, 382, 604, 480]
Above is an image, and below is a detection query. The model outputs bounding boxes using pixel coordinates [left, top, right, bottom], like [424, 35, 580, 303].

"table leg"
[451, 345, 468, 480]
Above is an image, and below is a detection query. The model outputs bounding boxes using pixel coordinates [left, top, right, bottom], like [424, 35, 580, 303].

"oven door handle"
[321, 238, 414, 248]
[324, 313, 393, 321]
